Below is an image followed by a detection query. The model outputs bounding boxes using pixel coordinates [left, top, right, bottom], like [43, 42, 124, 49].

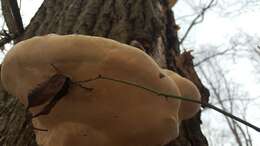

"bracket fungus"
[162, 69, 201, 120]
[1, 34, 189, 146]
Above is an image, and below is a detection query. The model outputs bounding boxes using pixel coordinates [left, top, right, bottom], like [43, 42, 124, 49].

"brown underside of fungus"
[1, 34, 200, 146]
[161, 69, 201, 120]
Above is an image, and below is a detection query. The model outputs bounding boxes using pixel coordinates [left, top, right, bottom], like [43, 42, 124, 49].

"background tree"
[0, 0, 210, 146]
[174, 0, 260, 145]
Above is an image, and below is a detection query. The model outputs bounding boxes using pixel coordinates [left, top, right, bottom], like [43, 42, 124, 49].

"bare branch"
[179, 0, 216, 44]
[255, 46, 260, 56]
[79, 74, 260, 133]
[199, 64, 243, 146]
[1, 0, 24, 39]
[194, 49, 231, 66]
[198, 57, 255, 145]
[209, 97, 256, 106]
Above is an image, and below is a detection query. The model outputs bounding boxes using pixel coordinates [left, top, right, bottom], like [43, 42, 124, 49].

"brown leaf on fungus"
[26, 74, 70, 110]
[27, 63, 93, 118]
[27, 74, 71, 118]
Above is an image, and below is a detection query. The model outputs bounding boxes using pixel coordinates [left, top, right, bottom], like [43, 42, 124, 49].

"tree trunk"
[0, 0, 209, 145]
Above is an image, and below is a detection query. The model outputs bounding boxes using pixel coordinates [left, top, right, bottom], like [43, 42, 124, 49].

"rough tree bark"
[0, 0, 209, 145]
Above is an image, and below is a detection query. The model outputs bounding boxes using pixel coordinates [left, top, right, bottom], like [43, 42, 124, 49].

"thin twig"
[179, 0, 216, 44]
[81, 75, 260, 133]
[194, 49, 231, 66]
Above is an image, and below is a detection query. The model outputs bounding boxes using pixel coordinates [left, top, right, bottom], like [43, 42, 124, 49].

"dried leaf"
[33, 75, 71, 117]
[27, 74, 70, 110]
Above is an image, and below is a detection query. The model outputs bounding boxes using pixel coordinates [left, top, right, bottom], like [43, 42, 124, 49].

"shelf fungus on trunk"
[0, 34, 198, 146]
[161, 69, 201, 120]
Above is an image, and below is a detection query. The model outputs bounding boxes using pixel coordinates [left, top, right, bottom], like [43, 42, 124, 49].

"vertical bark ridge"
[0, 93, 37, 146]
